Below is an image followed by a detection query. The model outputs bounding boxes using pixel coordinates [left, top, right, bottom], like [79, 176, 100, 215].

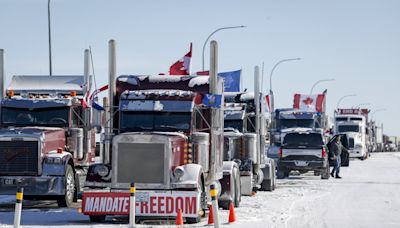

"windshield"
[225, 119, 243, 131]
[283, 133, 324, 148]
[2, 107, 69, 127]
[279, 119, 314, 129]
[120, 111, 191, 132]
[338, 125, 359, 133]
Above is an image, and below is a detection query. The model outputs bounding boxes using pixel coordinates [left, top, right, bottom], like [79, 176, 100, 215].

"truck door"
[340, 135, 350, 167]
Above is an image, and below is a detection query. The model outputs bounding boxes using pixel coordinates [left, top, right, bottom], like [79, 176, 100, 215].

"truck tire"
[233, 167, 241, 207]
[89, 215, 106, 223]
[57, 165, 75, 207]
[260, 164, 274, 191]
[277, 168, 288, 179]
[321, 166, 330, 180]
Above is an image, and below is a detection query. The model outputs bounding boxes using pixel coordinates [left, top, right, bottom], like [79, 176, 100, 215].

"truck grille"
[116, 143, 165, 184]
[0, 141, 39, 176]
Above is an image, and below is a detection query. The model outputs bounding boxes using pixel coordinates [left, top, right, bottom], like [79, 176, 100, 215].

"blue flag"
[218, 70, 241, 92]
[92, 101, 105, 111]
[202, 93, 222, 108]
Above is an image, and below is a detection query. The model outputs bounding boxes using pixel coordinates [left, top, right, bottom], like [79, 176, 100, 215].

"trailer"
[81, 40, 241, 223]
[0, 49, 98, 207]
[223, 66, 276, 195]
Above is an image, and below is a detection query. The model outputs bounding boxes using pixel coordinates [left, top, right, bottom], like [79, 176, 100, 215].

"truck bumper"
[82, 190, 202, 219]
[278, 160, 327, 171]
[0, 176, 65, 196]
[349, 149, 365, 158]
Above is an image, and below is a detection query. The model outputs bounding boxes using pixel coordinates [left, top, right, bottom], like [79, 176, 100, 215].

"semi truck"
[0, 49, 98, 207]
[223, 66, 276, 194]
[82, 40, 241, 223]
[334, 109, 369, 160]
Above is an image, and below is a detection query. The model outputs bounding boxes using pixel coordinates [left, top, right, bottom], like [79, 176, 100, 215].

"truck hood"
[0, 127, 64, 138]
[280, 127, 314, 133]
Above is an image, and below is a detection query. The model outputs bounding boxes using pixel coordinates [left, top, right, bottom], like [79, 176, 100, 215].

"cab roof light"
[7, 90, 14, 97]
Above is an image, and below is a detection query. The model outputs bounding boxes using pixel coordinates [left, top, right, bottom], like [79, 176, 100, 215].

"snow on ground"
[1, 152, 400, 228]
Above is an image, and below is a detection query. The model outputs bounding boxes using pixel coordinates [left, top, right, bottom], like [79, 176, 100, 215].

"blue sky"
[1, 0, 399, 135]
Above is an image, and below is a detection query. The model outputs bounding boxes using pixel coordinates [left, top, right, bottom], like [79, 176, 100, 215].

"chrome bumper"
[0, 176, 65, 196]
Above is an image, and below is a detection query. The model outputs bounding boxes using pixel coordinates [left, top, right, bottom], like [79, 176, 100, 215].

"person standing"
[330, 135, 348, 178]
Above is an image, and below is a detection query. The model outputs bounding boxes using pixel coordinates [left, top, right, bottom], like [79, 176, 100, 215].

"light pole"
[336, 94, 356, 110]
[371, 108, 386, 120]
[309, 78, 335, 94]
[201, 25, 246, 71]
[48, 0, 53, 76]
[269, 58, 301, 113]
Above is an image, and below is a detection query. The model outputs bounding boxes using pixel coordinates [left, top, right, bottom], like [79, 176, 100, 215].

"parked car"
[277, 129, 330, 179]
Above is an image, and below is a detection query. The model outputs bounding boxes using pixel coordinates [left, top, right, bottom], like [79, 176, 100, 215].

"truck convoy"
[334, 108, 370, 160]
[82, 40, 241, 223]
[0, 49, 97, 207]
[223, 66, 276, 194]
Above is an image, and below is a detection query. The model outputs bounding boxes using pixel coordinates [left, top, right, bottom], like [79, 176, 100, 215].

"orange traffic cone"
[228, 202, 236, 223]
[207, 205, 214, 225]
[176, 208, 184, 225]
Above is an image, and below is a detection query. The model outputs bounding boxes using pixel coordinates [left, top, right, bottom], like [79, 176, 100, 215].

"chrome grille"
[116, 143, 165, 184]
[0, 141, 40, 176]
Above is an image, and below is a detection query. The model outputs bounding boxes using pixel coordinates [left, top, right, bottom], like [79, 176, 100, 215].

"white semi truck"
[334, 109, 370, 160]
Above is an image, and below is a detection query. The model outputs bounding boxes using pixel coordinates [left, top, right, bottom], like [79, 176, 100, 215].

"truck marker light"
[70, 90, 77, 97]
[7, 90, 14, 97]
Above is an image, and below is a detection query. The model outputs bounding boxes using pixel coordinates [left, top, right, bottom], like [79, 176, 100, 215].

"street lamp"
[371, 108, 386, 120]
[269, 58, 301, 113]
[309, 78, 335, 94]
[202, 25, 246, 71]
[48, 0, 53, 76]
[336, 94, 357, 110]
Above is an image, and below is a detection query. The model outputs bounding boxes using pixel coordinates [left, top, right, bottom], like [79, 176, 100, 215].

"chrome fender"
[171, 163, 203, 190]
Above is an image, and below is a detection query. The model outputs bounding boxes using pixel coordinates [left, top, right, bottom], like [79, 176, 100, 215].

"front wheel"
[277, 168, 288, 179]
[57, 165, 75, 207]
[321, 166, 330, 180]
[233, 167, 241, 207]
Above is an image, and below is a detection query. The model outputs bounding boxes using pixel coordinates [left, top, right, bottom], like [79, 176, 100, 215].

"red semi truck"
[82, 40, 241, 223]
[0, 49, 98, 207]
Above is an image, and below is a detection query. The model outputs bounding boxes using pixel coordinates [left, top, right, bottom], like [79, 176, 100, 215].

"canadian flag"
[169, 43, 192, 75]
[293, 93, 326, 112]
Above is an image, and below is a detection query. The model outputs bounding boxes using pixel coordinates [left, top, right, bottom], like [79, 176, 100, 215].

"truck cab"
[223, 90, 276, 194]
[335, 113, 368, 160]
[0, 75, 96, 207]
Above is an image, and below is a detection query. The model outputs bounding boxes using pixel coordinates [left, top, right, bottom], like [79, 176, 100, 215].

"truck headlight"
[174, 166, 185, 179]
[94, 165, 109, 177]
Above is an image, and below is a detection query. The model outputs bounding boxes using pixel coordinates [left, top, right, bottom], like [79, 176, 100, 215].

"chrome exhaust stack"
[207, 40, 219, 184]
[104, 40, 117, 165]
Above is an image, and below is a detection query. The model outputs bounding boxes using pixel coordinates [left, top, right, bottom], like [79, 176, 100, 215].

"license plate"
[295, 161, 308, 166]
[136, 192, 150, 202]
[3, 178, 16, 185]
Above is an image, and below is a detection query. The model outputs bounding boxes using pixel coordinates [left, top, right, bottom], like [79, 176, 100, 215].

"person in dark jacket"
[330, 135, 348, 178]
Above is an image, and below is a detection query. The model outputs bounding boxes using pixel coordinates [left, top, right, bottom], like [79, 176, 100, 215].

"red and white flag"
[89, 84, 109, 103]
[265, 94, 271, 111]
[169, 43, 192, 75]
[293, 93, 325, 112]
